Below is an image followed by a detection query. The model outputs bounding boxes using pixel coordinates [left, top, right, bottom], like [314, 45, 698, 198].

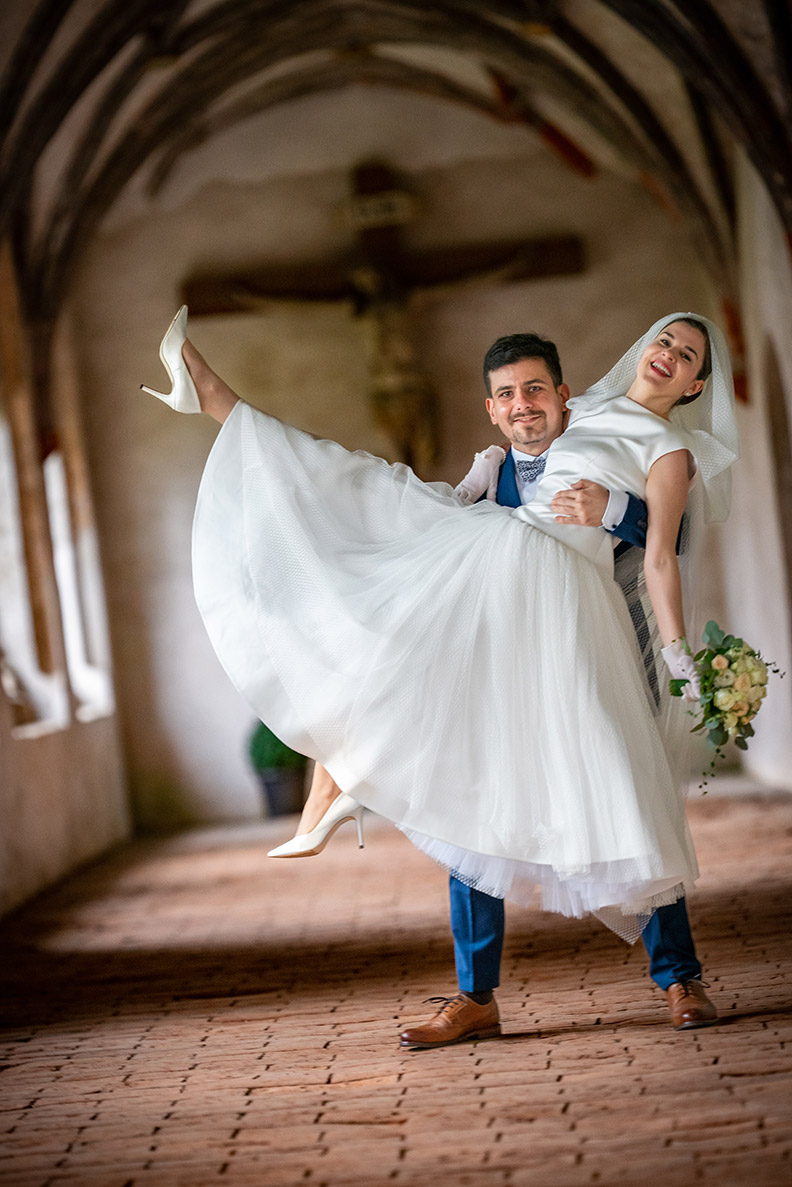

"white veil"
[568, 312, 739, 523]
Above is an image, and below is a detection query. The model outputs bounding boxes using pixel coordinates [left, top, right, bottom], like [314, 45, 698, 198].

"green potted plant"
[248, 721, 308, 817]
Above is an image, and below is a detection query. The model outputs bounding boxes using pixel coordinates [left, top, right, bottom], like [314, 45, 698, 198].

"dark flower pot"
[256, 767, 306, 817]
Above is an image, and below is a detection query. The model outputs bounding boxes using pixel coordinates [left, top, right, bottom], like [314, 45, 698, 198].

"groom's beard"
[509, 407, 569, 450]
[509, 411, 549, 447]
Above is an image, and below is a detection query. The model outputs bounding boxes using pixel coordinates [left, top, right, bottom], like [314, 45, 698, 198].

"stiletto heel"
[267, 792, 366, 858]
[141, 305, 201, 413]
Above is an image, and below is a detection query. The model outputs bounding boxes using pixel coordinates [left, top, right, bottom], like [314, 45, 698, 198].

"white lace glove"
[661, 638, 701, 702]
[454, 445, 506, 504]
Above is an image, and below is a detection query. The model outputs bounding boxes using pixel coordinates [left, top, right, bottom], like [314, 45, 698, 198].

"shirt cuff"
[602, 487, 629, 531]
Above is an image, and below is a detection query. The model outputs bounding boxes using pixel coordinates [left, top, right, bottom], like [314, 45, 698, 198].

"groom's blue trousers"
[449, 876, 702, 993]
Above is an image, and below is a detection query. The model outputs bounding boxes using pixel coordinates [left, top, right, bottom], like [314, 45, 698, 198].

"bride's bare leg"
[182, 338, 240, 424]
[180, 333, 345, 840]
[180, 336, 343, 833]
[297, 763, 343, 833]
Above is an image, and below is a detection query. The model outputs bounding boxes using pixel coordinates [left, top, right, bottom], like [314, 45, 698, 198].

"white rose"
[749, 661, 768, 684]
[746, 685, 764, 704]
[722, 713, 738, 730]
[713, 672, 735, 688]
[713, 689, 736, 710]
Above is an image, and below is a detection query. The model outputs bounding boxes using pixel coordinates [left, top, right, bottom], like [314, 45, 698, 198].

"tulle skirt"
[192, 402, 698, 938]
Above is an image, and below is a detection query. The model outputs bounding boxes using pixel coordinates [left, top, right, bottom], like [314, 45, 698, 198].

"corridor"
[1, 790, 791, 1187]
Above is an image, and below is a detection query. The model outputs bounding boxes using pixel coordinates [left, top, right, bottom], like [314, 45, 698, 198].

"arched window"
[0, 411, 69, 734]
[0, 251, 114, 734]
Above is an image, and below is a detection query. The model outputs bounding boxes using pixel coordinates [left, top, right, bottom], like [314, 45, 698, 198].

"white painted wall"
[67, 87, 784, 826]
[0, 708, 130, 915]
[0, 311, 131, 917]
[705, 155, 792, 789]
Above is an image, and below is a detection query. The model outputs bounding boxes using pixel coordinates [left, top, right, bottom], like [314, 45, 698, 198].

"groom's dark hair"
[483, 332, 563, 394]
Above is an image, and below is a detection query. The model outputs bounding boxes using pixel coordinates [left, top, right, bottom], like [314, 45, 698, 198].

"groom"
[399, 331, 718, 1049]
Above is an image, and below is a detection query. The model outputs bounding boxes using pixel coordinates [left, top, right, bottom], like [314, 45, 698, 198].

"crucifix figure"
[182, 161, 585, 472]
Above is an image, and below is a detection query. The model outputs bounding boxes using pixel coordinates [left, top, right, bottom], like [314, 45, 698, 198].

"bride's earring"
[141, 306, 201, 413]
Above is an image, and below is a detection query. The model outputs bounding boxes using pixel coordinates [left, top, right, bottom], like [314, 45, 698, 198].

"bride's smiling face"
[637, 321, 707, 401]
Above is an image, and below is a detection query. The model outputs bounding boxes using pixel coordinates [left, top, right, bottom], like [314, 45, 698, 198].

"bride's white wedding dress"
[192, 392, 701, 931]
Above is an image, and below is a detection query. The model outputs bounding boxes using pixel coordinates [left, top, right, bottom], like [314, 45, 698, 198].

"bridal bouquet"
[671, 620, 780, 784]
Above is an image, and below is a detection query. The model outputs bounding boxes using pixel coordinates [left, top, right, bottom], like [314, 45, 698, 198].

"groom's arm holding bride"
[454, 445, 649, 547]
[551, 480, 648, 545]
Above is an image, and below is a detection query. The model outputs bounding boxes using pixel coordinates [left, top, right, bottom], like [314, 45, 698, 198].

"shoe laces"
[423, 994, 464, 1010]
[676, 979, 710, 996]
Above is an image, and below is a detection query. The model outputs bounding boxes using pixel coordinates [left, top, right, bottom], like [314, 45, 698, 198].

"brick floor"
[1, 790, 791, 1187]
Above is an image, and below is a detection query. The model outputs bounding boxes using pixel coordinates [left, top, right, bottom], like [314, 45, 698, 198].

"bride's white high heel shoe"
[141, 305, 201, 413]
[267, 792, 366, 858]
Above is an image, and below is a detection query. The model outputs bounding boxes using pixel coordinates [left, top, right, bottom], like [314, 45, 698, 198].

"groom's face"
[485, 358, 569, 456]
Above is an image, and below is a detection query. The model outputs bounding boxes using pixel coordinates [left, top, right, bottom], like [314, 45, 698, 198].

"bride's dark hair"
[669, 316, 712, 405]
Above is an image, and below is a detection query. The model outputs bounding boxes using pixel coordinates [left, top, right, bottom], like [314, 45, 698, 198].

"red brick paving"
[1, 792, 791, 1186]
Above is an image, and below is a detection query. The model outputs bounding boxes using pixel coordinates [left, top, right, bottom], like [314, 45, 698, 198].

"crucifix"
[182, 161, 585, 472]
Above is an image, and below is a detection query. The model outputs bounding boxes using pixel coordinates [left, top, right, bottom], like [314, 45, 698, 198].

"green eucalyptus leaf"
[702, 620, 725, 647]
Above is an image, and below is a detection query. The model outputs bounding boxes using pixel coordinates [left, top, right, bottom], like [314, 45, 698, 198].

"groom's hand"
[551, 480, 609, 526]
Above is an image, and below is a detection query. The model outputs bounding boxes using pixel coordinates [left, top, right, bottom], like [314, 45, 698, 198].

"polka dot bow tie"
[515, 455, 547, 483]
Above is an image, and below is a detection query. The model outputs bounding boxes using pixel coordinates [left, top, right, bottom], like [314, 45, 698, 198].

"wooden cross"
[182, 161, 585, 471]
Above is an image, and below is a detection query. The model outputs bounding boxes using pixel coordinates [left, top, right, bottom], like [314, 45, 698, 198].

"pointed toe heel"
[267, 792, 366, 858]
[141, 305, 201, 413]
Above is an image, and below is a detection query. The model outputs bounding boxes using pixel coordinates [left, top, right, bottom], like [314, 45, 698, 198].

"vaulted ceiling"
[1, 0, 790, 335]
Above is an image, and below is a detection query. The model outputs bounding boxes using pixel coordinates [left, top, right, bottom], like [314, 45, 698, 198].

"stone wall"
[0, 702, 129, 915]
[69, 87, 739, 827]
[707, 155, 792, 789]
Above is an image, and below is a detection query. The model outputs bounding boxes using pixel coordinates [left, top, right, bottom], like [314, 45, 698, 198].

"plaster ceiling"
[0, 0, 790, 327]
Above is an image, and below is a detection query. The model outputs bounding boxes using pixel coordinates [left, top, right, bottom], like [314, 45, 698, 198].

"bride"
[142, 309, 738, 938]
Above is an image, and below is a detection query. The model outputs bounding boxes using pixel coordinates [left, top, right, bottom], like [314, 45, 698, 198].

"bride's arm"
[642, 449, 692, 647]
[454, 445, 506, 503]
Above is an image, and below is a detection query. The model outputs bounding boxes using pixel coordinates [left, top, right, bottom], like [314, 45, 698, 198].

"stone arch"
[2, 0, 790, 325]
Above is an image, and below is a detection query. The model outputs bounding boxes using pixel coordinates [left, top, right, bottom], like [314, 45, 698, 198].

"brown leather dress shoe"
[666, 980, 718, 1029]
[400, 994, 501, 1049]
